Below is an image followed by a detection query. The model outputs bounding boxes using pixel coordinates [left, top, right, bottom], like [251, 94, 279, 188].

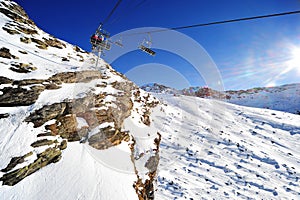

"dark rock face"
[20, 36, 31, 43]
[30, 139, 57, 148]
[1, 152, 33, 172]
[0, 47, 15, 59]
[0, 76, 12, 84]
[49, 71, 104, 84]
[89, 128, 130, 150]
[0, 5, 34, 26]
[0, 113, 9, 118]
[0, 1, 34, 25]
[25, 102, 71, 127]
[0, 86, 43, 107]
[0, 147, 62, 186]
[54, 114, 80, 142]
[132, 133, 161, 200]
[13, 79, 44, 86]
[31, 37, 47, 49]
[10, 62, 36, 73]
[43, 37, 66, 49]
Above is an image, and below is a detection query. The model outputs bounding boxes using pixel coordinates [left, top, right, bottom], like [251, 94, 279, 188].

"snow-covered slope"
[141, 83, 180, 95]
[152, 94, 300, 199]
[142, 83, 300, 114]
[227, 84, 300, 114]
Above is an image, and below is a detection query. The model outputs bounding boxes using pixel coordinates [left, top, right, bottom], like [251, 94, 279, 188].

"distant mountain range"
[141, 83, 300, 114]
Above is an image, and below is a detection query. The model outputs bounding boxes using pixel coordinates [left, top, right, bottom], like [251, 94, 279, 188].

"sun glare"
[288, 46, 300, 74]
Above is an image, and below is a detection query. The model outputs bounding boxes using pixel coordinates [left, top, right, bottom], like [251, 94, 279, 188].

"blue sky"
[15, 0, 300, 90]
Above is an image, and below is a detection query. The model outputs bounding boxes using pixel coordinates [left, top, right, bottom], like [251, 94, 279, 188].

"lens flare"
[288, 46, 300, 74]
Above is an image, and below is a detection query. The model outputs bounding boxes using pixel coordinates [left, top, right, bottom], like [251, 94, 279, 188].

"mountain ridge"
[141, 82, 300, 114]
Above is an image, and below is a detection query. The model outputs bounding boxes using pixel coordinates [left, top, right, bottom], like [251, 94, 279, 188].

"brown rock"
[25, 102, 71, 127]
[10, 62, 37, 73]
[0, 76, 12, 84]
[13, 79, 44, 86]
[31, 139, 57, 148]
[0, 147, 61, 186]
[43, 37, 66, 49]
[0, 47, 13, 59]
[20, 37, 31, 44]
[58, 140, 67, 150]
[57, 114, 80, 141]
[0, 87, 43, 107]
[1, 152, 33, 172]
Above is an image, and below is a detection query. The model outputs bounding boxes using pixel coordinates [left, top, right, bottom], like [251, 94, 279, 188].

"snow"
[228, 83, 300, 114]
[150, 94, 300, 199]
[1, 1, 300, 199]
[76, 117, 88, 129]
[142, 83, 300, 114]
[0, 143, 138, 200]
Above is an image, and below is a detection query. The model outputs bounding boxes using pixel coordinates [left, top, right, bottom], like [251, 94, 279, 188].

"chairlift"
[90, 24, 111, 51]
[114, 36, 123, 47]
[138, 33, 156, 56]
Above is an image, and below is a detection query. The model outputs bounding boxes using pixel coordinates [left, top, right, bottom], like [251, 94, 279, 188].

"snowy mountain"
[141, 83, 180, 95]
[142, 83, 300, 114]
[1, 1, 300, 200]
[0, 1, 160, 199]
[153, 94, 300, 199]
[227, 84, 300, 114]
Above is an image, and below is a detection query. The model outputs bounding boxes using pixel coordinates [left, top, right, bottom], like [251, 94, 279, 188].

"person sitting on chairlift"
[91, 34, 104, 44]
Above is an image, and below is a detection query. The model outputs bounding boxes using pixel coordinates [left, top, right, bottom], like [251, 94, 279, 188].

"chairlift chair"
[90, 25, 111, 51]
[114, 36, 123, 47]
[138, 33, 156, 56]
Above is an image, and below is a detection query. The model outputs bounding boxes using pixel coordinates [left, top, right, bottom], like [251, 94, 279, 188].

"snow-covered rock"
[0, 1, 160, 199]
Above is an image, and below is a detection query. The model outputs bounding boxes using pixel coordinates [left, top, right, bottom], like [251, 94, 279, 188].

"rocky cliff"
[0, 1, 160, 199]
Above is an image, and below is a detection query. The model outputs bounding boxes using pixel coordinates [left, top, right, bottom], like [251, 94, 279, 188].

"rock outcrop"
[0, 1, 161, 199]
[0, 86, 43, 106]
[0, 147, 62, 186]
[0, 47, 17, 59]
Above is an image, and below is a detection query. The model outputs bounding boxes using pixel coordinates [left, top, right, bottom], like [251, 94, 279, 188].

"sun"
[288, 45, 300, 74]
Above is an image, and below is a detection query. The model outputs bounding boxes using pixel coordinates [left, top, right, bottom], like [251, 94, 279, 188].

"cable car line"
[90, 0, 123, 64]
[123, 9, 300, 36]
[91, 6, 300, 58]
[106, 0, 147, 27]
[171, 10, 300, 31]
[102, 0, 123, 25]
[116, 9, 300, 56]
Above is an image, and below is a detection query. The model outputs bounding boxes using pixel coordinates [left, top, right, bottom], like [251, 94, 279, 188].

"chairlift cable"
[122, 10, 300, 36]
[171, 10, 300, 31]
[102, 0, 123, 25]
[106, 0, 147, 27]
